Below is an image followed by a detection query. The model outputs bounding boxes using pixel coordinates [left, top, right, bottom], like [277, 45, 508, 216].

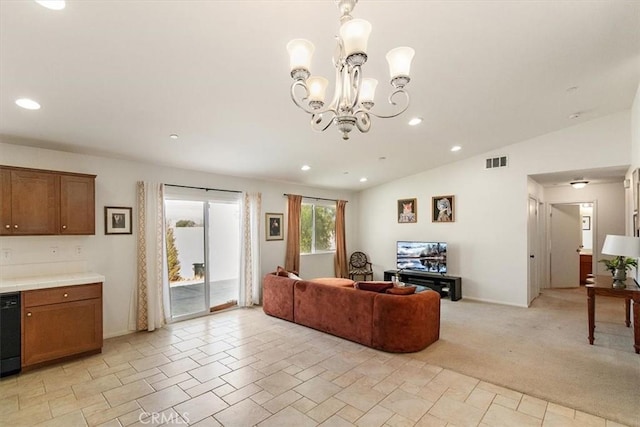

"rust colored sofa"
[262, 273, 441, 353]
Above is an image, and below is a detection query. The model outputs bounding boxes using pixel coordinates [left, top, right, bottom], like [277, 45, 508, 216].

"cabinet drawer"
[23, 283, 102, 307]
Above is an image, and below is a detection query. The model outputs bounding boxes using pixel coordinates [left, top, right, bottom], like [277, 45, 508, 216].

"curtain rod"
[166, 184, 241, 194]
[283, 193, 347, 203]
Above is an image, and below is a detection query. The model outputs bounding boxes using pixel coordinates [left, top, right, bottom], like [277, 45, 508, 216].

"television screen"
[396, 241, 447, 273]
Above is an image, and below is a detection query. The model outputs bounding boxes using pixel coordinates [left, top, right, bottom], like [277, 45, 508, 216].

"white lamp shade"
[359, 78, 378, 103]
[386, 47, 415, 78]
[602, 234, 640, 258]
[307, 76, 329, 102]
[287, 39, 315, 72]
[339, 19, 372, 56]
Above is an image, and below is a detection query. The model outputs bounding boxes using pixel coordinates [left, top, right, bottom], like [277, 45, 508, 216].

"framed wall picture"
[582, 215, 591, 230]
[265, 212, 284, 241]
[432, 195, 455, 222]
[397, 198, 417, 223]
[105, 206, 132, 235]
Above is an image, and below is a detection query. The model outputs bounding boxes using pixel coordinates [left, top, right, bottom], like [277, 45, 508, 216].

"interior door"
[527, 197, 539, 304]
[550, 204, 581, 288]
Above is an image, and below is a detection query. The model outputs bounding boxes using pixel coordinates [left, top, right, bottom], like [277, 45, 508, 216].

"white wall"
[356, 111, 631, 307]
[0, 140, 357, 337]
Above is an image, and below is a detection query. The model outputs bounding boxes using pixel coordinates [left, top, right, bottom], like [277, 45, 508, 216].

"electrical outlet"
[2, 249, 11, 261]
[75, 246, 82, 256]
[50, 246, 59, 257]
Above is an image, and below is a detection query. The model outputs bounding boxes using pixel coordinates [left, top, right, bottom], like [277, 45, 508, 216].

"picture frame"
[105, 206, 132, 235]
[397, 198, 417, 223]
[582, 215, 591, 231]
[432, 195, 455, 222]
[265, 212, 284, 241]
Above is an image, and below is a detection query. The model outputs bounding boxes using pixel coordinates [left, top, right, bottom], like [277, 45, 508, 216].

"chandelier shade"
[287, 0, 415, 140]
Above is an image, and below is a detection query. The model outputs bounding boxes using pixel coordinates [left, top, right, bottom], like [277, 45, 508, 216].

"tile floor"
[0, 308, 629, 427]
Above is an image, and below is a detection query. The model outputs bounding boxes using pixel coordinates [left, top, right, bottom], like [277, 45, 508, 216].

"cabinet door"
[22, 298, 102, 367]
[10, 169, 59, 235]
[0, 168, 11, 235]
[60, 174, 95, 234]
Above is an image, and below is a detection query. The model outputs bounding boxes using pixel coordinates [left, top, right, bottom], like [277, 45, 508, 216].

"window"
[301, 201, 336, 254]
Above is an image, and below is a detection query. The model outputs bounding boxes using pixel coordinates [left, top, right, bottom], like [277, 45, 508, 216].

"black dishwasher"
[0, 292, 21, 377]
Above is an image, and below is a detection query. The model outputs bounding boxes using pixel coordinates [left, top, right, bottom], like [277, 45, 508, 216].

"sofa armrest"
[262, 273, 296, 321]
[371, 290, 441, 353]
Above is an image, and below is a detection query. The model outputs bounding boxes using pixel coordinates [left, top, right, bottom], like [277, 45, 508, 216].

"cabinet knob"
[4, 225, 9, 229]
[63, 293, 68, 298]
[13, 224, 18, 229]
[62, 225, 67, 229]
[26, 312, 32, 317]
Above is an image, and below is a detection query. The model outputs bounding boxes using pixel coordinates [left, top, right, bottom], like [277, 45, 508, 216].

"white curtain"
[239, 191, 261, 306]
[131, 181, 170, 331]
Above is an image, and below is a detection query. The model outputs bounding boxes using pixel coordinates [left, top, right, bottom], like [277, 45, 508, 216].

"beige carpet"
[413, 288, 639, 427]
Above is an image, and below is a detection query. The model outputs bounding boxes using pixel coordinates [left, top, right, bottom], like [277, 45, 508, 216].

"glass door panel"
[165, 200, 208, 319]
[208, 202, 240, 309]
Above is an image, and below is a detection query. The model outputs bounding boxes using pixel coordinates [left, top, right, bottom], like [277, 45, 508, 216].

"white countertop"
[0, 273, 105, 294]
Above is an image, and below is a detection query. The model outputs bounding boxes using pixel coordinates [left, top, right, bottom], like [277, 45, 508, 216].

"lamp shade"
[339, 19, 372, 56]
[359, 78, 378, 103]
[386, 47, 415, 78]
[602, 234, 640, 258]
[306, 76, 329, 103]
[287, 39, 315, 72]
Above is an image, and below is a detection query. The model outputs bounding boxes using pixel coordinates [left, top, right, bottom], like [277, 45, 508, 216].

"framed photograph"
[582, 215, 591, 231]
[397, 198, 417, 223]
[432, 195, 455, 222]
[105, 206, 132, 235]
[265, 212, 284, 241]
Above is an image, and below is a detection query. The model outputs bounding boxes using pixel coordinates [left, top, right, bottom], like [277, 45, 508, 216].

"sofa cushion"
[294, 281, 375, 347]
[276, 265, 301, 280]
[311, 277, 355, 287]
[354, 281, 394, 293]
[386, 286, 417, 295]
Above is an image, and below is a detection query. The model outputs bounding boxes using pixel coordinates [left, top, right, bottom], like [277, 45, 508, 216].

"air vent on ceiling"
[485, 156, 508, 169]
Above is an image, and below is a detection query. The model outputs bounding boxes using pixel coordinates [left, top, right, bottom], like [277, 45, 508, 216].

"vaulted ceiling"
[1, 1, 638, 190]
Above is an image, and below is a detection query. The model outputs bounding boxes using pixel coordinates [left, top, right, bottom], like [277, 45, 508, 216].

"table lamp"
[601, 234, 640, 289]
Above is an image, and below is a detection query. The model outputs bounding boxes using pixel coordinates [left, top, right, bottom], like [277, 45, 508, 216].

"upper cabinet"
[0, 166, 96, 236]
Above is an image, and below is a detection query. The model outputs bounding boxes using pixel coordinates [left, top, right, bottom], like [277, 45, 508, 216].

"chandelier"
[287, 0, 415, 140]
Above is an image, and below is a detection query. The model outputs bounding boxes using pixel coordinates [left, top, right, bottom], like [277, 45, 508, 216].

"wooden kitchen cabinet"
[22, 283, 103, 368]
[0, 166, 96, 235]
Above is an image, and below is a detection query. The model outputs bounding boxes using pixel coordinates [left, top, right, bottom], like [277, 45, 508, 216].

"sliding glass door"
[165, 191, 240, 320]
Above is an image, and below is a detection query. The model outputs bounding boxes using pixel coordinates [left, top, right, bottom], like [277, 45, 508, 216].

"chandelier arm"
[354, 110, 372, 133]
[368, 89, 411, 119]
[311, 111, 338, 132]
[348, 65, 362, 112]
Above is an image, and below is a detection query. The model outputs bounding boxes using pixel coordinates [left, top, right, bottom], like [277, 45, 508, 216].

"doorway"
[164, 194, 241, 320]
[548, 202, 595, 288]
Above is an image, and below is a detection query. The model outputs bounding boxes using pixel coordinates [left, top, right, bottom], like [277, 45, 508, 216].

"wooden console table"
[586, 275, 640, 354]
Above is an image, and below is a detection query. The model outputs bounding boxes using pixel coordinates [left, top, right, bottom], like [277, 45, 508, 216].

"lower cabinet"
[22, 283, 102, 368]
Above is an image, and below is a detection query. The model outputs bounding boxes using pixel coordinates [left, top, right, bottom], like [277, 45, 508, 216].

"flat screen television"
[396, 241, 447, 273]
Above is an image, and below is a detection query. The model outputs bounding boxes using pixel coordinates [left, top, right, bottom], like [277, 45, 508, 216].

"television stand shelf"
[384, 270, 462, 301]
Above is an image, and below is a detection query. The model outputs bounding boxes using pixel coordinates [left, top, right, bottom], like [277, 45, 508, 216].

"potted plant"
[599, 257, 638, 276]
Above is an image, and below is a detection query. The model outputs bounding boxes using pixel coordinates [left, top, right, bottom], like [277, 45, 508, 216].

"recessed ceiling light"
[569, 113, 581, 119]
[450, 145, 462, 152]
[169, 134, 179, 139]
[301, 165, 311, 171]
[359, 177, 368, 182]
[34, 0, 66, 10]
[408, 117, 422, 126]
[15, 98, 41, 110]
